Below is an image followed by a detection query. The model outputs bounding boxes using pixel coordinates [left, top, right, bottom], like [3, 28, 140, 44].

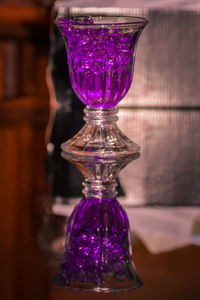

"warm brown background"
[0, 3, 200, 300]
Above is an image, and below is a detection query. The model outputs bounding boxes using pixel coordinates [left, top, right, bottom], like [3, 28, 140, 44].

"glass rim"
[54, 15, 148, 28]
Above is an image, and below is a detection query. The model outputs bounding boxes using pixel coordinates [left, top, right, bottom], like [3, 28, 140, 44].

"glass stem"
[61, 106, 140, 200]
[82, 106, 119, 199]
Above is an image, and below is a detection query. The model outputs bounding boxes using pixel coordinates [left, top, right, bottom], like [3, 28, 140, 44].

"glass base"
[52, 261, 142, 293]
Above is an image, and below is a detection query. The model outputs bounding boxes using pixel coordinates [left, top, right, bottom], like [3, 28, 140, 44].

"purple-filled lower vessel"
[52, 197, 142, 292]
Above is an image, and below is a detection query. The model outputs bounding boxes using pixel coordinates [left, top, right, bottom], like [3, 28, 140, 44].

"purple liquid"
[53, 197, 136, 287]
[57, 17, 140, 108]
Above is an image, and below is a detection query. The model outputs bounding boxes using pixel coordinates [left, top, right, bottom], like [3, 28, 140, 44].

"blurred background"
[0, 1, 200, 300]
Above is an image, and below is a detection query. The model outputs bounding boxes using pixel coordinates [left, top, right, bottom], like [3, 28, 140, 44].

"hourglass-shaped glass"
[53, 16, 148, 292]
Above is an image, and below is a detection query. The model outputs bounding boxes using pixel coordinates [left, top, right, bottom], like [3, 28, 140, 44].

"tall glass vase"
[53, 15, 148, 292]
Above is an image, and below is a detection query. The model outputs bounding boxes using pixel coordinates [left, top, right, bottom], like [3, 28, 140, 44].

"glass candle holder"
[53, 15, 147, 292]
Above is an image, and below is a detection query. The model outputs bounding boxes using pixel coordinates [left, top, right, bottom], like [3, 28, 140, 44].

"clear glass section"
[61, 107, 140, 199]
[61, 106, 140, 162]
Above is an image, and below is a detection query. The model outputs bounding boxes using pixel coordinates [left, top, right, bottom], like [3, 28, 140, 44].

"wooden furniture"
[0, 4, 50, 300]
